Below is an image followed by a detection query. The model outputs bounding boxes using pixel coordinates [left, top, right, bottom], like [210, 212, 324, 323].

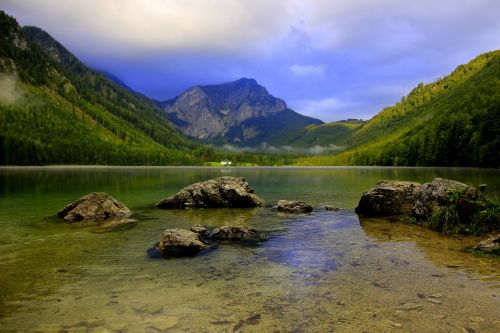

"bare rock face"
[473, 233, 500, 254]
[155, 176, 264, 209]
[355, 180, 422, 217]
[412, 178, 479, 219]
[160, 78, 287, 139]
[58, 192, 131, 222]
[274, 200, 313, 214]
[157, 229, 208, 257]
[209, 225, 258, 241]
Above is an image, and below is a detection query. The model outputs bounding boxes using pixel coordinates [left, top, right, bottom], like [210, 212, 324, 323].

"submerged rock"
[90, 219, 137, 233]
[356, 180, 421, 217]
[190, 224, 208, 235]
[155, 176, 264, 209]
[157, 229, 208, 257]
[210, 225, 258, 241]
[412, 178, 479, 219]
[58, 192, 131, 222]
[325, 205, 341, 211]
[273, 200, 313, 214]
[473, 233, 500, 254]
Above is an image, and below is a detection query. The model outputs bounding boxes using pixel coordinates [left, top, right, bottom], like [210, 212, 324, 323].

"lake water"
[0, 166, 499, 332]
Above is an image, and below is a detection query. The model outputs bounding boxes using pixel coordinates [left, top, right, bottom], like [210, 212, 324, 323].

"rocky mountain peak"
[159, 78, 291, 139]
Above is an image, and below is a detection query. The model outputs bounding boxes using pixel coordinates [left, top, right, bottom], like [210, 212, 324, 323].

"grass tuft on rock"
[424, 189, 499, 235]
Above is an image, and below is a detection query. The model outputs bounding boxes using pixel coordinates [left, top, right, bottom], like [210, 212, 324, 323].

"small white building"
[220, 160, 232, 166]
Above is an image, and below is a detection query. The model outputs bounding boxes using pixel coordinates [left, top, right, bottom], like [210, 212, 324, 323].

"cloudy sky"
[1, 0, 499, 121]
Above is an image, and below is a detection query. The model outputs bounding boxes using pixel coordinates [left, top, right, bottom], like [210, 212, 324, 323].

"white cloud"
[291, 97, 362, 121]
[3, 0, 499, 60]
[290, 64, 325, 76]
[298, 0, 500, 53]
[1, 0, 293, 55]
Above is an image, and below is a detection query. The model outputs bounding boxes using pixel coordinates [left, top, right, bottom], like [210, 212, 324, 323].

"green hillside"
[296, 50, 500, 167]
[269, 119, 364, 148]
[0, 11, 199, 165]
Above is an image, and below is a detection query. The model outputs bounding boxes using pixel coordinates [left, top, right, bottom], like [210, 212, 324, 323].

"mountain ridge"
[157, 77, 323, 144]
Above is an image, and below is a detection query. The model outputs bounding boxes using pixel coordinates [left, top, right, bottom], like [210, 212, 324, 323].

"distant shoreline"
[0, 165, 498, 170]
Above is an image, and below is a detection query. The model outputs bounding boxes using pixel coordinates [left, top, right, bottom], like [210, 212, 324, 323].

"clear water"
[0, 166, 499, 332]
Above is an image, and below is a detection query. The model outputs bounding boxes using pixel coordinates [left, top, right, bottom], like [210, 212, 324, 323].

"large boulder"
[155, 176, 264, 209]
[157, 229, 208, 257]
[58, 192, 131, 222]
[412, 178, 479, 219]
[355, 180, 421, 217]
[209, 225, 258, 241]
[274, 200, 313, 214]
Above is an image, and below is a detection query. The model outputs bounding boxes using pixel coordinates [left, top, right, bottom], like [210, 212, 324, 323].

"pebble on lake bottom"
[398, 303, 423, 311]
[428, 299, 443, 304]
[432, 314, 447, 319]
[469, 316, 485, 323]
[146, 316, 179, 331]
[90, 327, 111, 333]
[386, 320, 403, 327]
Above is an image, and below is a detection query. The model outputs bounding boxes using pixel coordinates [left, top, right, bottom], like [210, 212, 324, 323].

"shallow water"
[0, 166, 499, 332]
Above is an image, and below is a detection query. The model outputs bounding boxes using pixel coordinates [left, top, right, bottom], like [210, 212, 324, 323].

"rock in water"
[58, 192, 131, 222]
[155, 176, 264, 209]
[157, 229, 208, 257]
[412, 178, 479, 219]
[473, 233, 500, 254]
[355, 180, 421, 217]
[210, 225, 258, 241]
[274, 200, 313, 214]
[190, 224, 208, 235]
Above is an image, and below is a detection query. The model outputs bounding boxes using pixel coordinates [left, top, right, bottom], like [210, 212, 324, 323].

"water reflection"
[165, 207, 262, 227]
[260, 212, 358, 274]
[360, 217, 500, 283]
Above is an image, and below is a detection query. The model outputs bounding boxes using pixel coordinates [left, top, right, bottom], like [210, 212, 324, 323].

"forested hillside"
[296, 50, 500, 167]
[269, 119, 364, 148]
[0, 11, 200, 165]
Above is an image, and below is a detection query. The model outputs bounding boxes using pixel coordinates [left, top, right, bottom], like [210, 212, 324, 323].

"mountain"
[157, 78, 323, 145]
[296, 50, 500, 167]
[0, 11, 201, 165]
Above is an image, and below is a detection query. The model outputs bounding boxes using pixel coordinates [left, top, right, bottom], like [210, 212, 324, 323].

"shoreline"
[0, 165, 499, 171]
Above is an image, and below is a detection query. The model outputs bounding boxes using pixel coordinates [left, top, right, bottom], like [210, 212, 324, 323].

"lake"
[0, 166, 499, 332]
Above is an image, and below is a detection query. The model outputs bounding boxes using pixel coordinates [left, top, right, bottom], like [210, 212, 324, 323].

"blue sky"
[1, 0, 499, 122]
